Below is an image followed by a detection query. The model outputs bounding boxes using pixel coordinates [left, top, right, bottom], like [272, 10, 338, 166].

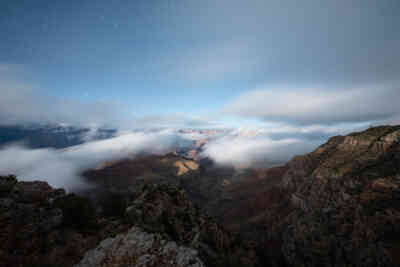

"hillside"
[278, 125, 400, 266]
[226, 125, 400, 266]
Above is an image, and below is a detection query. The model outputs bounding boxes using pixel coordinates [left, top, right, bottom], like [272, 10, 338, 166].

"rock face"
[0, 175, 257, 267]
[75, 226, 204, 267]
[174, 160, 199, 176]
[0, 175, 106, 267]
[83, 154, 262, 266]
[194, 125, 400, 266]
[123, 183, 259, 267]
[278, 126, 400, 266]
[83, 153, 200, 194]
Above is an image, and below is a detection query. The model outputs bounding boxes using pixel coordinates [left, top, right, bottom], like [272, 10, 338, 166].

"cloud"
[143, 0, 400, 87]
[0, 66, 216, 130]
[133, 113, 218, 129]
[199, 121, 376, 168]
[0, 120, 380, 190]
[0, 64, 226, 129]
[0, 130, 189, 190]
[0, 68, 129, 128]
[224, 87, 400, 125]
[201, 133, 320, 168]
[167, 41, 261, 83]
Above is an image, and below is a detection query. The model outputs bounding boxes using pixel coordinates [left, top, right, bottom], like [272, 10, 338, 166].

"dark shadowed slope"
[245, 125, 400, 267]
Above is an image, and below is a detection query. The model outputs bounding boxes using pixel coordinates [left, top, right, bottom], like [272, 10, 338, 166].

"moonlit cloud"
[0, 68, 213, 129]
[0, 77, 128, 128]
[144, 0, 400, 87]
[133, 113, 218, 129]
[224, 87, 400, 125]
[199, 121, 377, 168]
[201, 133, 320, 168]
[168, 41, 260, 82]
[0, 130, 188, 190]
[0, 65, 225, 129]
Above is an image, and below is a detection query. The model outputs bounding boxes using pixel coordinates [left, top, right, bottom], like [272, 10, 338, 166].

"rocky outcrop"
[278, 126, 400, 266]
[75, 226, 204, 267]
[207, 125, 400, 266]
[174, 160, 199, 176]
[124, 183, 259, 267]
[0, 174, 258, 267]
[0, 175, 108, 267]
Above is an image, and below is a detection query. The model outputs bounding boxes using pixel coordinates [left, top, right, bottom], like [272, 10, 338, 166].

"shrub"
[99, 192, 127, 217]
[54, 193, 97, 230]
[0, 175, 17, 195]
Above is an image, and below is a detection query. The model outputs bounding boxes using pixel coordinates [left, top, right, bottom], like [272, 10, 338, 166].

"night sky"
[1, 0, 399, 129]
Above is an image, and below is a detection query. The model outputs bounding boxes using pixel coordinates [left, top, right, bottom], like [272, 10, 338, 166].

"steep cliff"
[279, 126, 400, 266]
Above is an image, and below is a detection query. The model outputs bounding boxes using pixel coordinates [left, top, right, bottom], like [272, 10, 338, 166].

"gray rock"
[75, 226, 205, 267]
[0, 197, 14, 210]
[39, 208, 63, 232]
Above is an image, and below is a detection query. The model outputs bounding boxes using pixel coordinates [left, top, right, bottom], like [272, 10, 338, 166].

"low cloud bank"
[0, 123, 379, 190]
[0, 130, 189, 190]
[200, 123, 370, 168]
[201, 130, 321, 168]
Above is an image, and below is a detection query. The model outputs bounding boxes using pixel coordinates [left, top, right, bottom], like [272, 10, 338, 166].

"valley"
[2, 125, 399, 266]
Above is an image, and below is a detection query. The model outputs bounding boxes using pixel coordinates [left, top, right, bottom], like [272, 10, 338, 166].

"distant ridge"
[0, 124, 116, 149]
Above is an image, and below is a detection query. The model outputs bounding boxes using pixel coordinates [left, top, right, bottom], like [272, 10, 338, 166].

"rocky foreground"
[1, 125, 400, 266]
[0, 175, 257, 267]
